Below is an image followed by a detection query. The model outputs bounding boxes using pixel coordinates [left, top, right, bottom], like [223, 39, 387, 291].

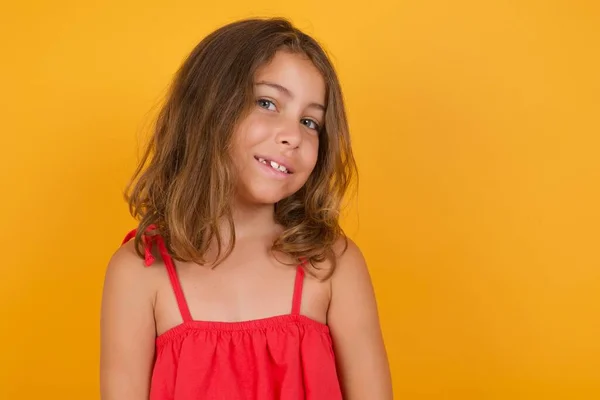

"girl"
[100, 17, 392, 399]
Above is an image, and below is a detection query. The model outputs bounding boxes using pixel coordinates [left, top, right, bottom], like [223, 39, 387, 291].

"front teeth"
[257, 157, 288, 174]
[270, 161, 289, 173]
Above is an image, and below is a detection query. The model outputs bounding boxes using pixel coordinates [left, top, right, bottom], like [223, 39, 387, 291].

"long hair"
[125, 17, 357, 279]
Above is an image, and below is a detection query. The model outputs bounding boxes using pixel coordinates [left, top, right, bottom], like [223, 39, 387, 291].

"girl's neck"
[229, 199, 279, 240]
[198, 200, 282, 267]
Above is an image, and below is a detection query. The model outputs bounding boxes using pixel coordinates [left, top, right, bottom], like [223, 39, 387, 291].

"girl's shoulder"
[107, 237, 166, 271]
[102, 238, 165, 305]
[330, 236, 369, 279]
[310, 236, 370, 288]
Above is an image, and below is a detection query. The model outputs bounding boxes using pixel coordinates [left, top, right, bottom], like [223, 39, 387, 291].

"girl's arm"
[100, 244, 156, 400]
[327, 239, 393, 399]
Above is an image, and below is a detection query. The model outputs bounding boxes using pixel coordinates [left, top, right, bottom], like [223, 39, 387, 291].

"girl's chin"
[233, 192, 289, 207]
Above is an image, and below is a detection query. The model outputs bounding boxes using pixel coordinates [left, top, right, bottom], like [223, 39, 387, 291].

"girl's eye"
[257, 99, 276, 111]
[301, 118, 320, 131]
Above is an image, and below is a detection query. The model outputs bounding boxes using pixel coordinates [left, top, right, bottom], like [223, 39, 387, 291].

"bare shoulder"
[330, 236, 371, 285]
[327, 236, 377, 320]
[103, 240, 162, 303]
[106, 240, 142, 271]
[308, 236, 371, 302]
[106, 240, 147, 278]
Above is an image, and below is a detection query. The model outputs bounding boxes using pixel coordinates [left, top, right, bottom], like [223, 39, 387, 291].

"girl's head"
[127, 17, 357, 277]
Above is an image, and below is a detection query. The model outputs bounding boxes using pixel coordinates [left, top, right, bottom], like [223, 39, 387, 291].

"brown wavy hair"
[125, 17, 357, 279]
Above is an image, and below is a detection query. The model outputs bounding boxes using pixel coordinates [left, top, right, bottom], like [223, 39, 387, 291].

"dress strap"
[122, 226, 193, 323]
[291, 260, 306, 315]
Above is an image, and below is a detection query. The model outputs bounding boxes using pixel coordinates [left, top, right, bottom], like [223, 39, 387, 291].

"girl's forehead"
[253, 52, 326, 101]
[256, 52, 316, 77]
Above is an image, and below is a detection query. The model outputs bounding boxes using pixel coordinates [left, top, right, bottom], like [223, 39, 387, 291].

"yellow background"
[1, 1, 599, 398]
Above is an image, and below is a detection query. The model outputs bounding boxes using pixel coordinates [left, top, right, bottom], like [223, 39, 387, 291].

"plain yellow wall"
[1, 1, 599, 398]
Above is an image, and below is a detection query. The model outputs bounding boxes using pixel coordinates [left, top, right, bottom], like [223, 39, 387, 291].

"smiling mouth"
[254, 156, 292, 174]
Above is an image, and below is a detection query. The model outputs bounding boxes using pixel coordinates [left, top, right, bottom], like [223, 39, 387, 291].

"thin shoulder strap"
[153, 235, 193, 323]
[122, 226, 193, 323]
[291, 261, 306, 316]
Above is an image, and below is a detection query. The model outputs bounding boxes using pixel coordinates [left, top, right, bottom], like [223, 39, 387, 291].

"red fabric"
[122, 227, 343, 399]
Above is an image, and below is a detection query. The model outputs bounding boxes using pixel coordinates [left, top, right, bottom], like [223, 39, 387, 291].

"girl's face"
[231, 50, 326, 206]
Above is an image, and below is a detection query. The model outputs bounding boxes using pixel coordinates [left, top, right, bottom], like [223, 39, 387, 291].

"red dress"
[122, 228, 343, 399]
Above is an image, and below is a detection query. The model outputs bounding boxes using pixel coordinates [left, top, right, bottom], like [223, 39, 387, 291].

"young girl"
[100, 17, 392, 399]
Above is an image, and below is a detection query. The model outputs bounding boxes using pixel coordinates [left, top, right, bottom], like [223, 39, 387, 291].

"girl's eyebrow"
[255, 81, 325, 111]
